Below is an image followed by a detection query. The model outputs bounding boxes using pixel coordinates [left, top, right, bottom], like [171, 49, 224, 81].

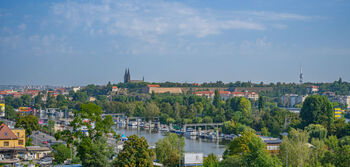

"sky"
[0, 0, 350, 86]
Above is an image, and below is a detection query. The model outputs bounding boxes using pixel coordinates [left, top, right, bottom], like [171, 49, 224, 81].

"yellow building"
[0, 124, 25, 148]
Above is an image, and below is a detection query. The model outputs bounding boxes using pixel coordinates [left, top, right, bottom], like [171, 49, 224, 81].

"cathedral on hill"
[124, 68, 144, 83]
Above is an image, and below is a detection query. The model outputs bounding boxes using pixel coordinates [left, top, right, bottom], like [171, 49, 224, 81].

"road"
[0, 118, 16, 128]
[31, 130, 63, 146]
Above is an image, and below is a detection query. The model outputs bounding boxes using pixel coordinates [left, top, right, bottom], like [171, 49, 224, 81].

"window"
[4, 141, 9, 146]
[18, 140, 23, 145]
[17, 132, 20, 137]
[4, 132, 7, 136]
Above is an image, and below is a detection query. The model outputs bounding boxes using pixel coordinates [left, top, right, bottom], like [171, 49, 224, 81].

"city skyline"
[1, 0, 350, 85]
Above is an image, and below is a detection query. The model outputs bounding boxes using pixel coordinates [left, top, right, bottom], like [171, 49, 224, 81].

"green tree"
[300, 95, 334, 133]
[155, 133, 185, 167]
[223, 131, 280, 167]
[114, 135, 154, 167]
[15, 114, 39, 136]
[222, 120, 236, 134]
[279, 128, 310, 167]
[203, 153, 219, 167]
[261, 127, 270, 136]
[78, 137, 113, 167]
[213, 90, 222, 108]
[52, 143, 71, 164]
[5, 105, 17, 120]
[238, 97, 251, 115]
[73, 92, 88, 103]
[305, 124, 327, 141]
[144, 102, 160, 121]
[258, 96, 265, 112]
[55, 103, 116, 166]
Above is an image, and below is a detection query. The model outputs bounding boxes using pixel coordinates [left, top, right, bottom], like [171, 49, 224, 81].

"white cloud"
[18, 24, 26, 31]
[51, 0, 267, 41]
[248, 11, 312, 21]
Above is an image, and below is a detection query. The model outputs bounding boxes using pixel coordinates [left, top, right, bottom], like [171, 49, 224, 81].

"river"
[114, 127, 227, 156]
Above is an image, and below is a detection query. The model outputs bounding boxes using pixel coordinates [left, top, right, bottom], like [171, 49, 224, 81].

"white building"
[281, 94, 308, 107]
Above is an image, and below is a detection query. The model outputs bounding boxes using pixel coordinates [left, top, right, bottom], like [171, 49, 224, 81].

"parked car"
[42, 141, 48, 144]
[38, 157, 53, 165]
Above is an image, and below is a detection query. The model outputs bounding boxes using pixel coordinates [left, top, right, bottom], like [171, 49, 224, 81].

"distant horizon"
[0, 78, 347, 87]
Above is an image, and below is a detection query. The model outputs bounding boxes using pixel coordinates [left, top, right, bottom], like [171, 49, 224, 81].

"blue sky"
[0, 0, 349, 86]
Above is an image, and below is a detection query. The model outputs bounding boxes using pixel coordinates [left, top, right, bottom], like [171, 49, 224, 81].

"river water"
[114, 127, 227, 156]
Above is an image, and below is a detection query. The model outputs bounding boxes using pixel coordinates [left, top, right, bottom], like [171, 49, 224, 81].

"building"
[260, 136, 283, 155]
[72, 87, 81, 93]
[231, 92, 259, 101]
[281, 94, 307, 107]
[194, 91, 259, 100]
[112, 86, 118, 92]
[144, 85, 183, 94]
[88, 97, 96, 102]
[306, 85, 319, 94]
[324, 92, 350, 109]
[124, 68, 144, 83]
[0, 124, 26, 148]
[234, 87, 273, 92]
[23, 146, 51, 160]
[334, 108, 344, 119]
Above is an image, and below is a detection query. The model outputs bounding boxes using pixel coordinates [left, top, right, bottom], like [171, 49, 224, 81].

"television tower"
[299, 65, 303, 84]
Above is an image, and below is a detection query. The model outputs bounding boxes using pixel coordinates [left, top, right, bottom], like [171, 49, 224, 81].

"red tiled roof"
[147, 84, 160, 87]
[0, 124, 18, 140]
[219, 91, 230, 94]
[231, 92, 245, 95]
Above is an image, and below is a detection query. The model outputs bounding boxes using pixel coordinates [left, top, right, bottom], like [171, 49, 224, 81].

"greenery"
[203, 153, 219, 167]
[155, 133, 185, 167]
[1, 79, 349, 166]
[55, 103, 115, 167]
[5, 105, 16, 120]
[52, 143, 71, 164]
[223, 130, 281, 167]
[15, 114, 39, 136]
[300, 95, 334, 133]
[113, 135, 154, 167]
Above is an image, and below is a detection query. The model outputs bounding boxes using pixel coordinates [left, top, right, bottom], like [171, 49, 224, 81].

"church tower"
[124, 68, 130, 83]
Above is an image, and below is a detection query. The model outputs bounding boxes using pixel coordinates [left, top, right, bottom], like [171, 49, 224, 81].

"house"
[88, 97, 96, 102]
[194, 91, 215, 99]
[112, 86, 118, 92]
[0, 124, 26, 160]
[260, 136, 283, 154]
[306, 85, 319, 94]
[0, 124, 26, 149]
[231, 92, 259, 101]
[219, 91, 231, 100]
[22, 146, 51, 160]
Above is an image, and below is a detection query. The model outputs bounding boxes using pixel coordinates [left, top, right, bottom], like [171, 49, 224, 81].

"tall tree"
[300, 95, 334, 133]
[15, 114, 39, 136]
[52, 143, 71, 164]
[258, 96, 265, 112]
[213, 90, 222, 108]
[155, 133, 185, 167]
[114, 135, 154, 167]
[279, 128, 310, 167]
[5, 105, 17, 120]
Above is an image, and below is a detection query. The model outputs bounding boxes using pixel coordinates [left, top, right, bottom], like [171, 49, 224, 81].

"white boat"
[128, 121, 138, 126]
